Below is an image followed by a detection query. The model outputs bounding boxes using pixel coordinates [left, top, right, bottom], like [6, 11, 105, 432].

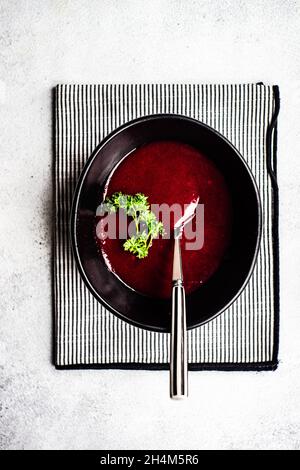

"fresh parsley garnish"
[103, 192, 164, 259]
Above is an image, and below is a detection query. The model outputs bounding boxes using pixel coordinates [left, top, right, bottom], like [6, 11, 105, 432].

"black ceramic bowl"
[71, 114, 261, 332]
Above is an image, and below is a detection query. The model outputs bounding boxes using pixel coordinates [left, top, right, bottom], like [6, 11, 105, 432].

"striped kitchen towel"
[54, 83, 279, 370]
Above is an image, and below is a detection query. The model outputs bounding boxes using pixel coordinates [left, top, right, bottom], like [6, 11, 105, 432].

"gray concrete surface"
[0, 0, 300, 450]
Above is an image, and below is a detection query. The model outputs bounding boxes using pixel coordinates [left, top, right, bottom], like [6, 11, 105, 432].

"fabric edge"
[55, 361, 278, 372]
[269, 85, 280, 367]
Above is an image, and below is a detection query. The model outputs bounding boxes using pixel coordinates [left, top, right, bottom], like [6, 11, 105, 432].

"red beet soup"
[95, 141, 232, 298]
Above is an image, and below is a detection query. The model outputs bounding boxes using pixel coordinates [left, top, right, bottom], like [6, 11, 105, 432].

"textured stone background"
[0, 0, 300, 450]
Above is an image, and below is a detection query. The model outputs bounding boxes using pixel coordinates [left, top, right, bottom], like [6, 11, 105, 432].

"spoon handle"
[170, 280, 188, 399]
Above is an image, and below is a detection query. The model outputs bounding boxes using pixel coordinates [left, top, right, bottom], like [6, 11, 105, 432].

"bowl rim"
[70, 113, 262, 332]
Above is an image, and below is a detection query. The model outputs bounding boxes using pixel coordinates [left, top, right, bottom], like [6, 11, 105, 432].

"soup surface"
[96, 141, 231, 298]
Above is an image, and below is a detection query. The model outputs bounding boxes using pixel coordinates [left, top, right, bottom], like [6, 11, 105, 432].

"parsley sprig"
[103, 192, 164, 259]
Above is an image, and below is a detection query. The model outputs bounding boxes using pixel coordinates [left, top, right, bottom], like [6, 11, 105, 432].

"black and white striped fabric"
[54, 84, 279, 370]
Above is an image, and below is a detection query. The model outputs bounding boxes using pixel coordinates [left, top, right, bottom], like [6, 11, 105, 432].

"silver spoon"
[170, 224, 188, 399]
[170, 209, 196, 399]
